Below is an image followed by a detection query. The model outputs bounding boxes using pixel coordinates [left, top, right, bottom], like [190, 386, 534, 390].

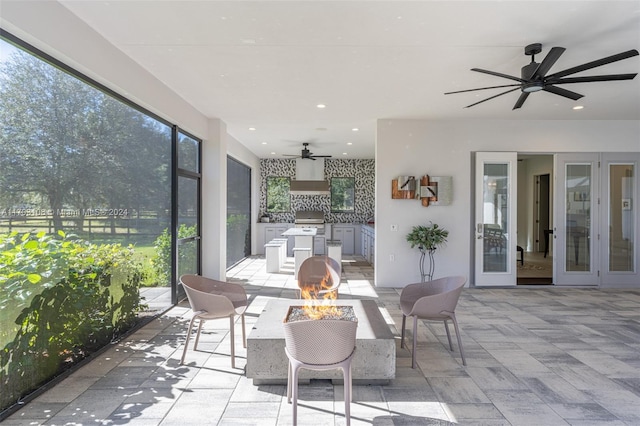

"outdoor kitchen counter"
[281, 227, 318, 236]
[246, 299, 396, 385]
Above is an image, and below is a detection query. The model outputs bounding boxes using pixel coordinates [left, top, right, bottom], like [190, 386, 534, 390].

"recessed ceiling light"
[573, 105, 584, 110]
[270, 152, 276, 155]
[352, 128, 359, 132]
[347, 142, 353, 146]
[249, 127, 256, 131]
[316, 104, 326, 109]
[261, 142, 267, 145]
[343, 152, 348, 155]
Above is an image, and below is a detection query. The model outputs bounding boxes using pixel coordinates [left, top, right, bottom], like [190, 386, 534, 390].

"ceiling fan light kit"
[445, 43, 639, 110]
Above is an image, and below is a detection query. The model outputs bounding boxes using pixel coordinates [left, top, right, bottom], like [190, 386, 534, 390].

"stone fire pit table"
[246, 299, 396, 385]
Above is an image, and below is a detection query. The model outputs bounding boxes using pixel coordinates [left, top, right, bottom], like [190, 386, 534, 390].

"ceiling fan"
[445, 43, 639, 110]
[284, 142, 332, 160]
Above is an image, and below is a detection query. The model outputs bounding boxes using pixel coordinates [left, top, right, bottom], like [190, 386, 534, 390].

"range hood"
[290, 179, 330, 195]
[290, 158, 330, 195]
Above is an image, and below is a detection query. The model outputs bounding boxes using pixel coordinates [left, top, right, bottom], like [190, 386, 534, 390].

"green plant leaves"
[26, 274, 41, 284]
[406, 222, 449, 251]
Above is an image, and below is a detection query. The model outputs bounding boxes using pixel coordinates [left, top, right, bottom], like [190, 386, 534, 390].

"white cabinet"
[258, 224, 293, 256]
[332, 225, 355, 255]
[361, 225, 375, 265]
[314, 236, 326, 255]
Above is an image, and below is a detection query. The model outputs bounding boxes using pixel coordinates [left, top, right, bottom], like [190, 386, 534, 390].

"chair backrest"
[180, 274, 238, 316]
[297, 256, 341, 296]
[283, 319, 357, 365]
[401, 276, 466, 318]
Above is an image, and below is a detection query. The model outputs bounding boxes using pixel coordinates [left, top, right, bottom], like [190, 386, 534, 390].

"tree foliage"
[266, 177, 290, 212]
[0, 44, 171, 231]
[331, 177, 355, 212]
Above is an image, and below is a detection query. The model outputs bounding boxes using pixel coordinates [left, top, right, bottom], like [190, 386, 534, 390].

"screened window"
[331, 177, 355, 212]
[0, 30, 182, 412]
[227, 157, 251, 268]
[266, 176, 290, 212]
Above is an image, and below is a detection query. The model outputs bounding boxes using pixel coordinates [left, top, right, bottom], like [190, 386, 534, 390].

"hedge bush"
[0, 231, 146, 412]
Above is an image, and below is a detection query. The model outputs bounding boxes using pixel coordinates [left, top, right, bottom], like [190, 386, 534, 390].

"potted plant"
[406, 222, 449, 281]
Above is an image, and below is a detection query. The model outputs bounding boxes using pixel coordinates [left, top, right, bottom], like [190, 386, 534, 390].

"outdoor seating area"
[4, 255, 640, 425]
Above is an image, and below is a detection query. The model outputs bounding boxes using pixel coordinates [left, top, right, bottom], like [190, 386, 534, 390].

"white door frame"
[600, 153, 640, 287]
[553, 154, 600, 286]
[474, 152, 518, 287]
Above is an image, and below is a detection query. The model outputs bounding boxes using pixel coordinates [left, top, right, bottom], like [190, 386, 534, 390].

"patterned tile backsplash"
[259, 158, 375, 223]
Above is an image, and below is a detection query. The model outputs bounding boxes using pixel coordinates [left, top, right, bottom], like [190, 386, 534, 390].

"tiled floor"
[4, 256, 640, 425]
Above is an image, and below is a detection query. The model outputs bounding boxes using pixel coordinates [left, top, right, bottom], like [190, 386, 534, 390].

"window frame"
[266, 176, 291, 213]
[330, 176, 356, 213]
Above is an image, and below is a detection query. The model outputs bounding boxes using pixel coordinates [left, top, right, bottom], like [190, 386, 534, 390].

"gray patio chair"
[297, 256, 341, 299]
[400, 276, 467, 368]
[284, 318, 357, 426]
[179, 274, 247, 368]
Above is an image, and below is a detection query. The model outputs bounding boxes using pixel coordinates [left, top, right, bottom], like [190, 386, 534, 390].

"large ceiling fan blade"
[445, 83, 522, 95]
[512, 92, 530, 110]
[543, 85, 583, 101]
[546, 49, 639, 80]
[471, 68, 525, 83]
[547, 73, 637, 84]
[464, 87, 521, 108]
[532, 47, 566, 79]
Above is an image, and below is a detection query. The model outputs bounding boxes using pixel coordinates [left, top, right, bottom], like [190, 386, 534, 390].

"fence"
[0, 211, 173, 239]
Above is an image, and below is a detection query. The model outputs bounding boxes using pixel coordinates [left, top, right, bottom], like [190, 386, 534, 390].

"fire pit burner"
[285, 305, 356, 323]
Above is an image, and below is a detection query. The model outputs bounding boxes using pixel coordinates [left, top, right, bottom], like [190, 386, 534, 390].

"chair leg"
[194, 319, 203, 351]
[450, 313, 466, 366]
[412, 316, 418, 369]
[343, 364, 352, 426]
[287, 360, 292, 403]
[291, 364, 299, 426]
[400, 315, 406, 349]
[443, 319, 454, 351]
[181, 316, 197, 364]
[241, 313, 247, 348]
[229, 315, 236, 369]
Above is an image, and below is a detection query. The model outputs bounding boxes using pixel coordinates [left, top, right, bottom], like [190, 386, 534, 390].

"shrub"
[152, 224, 197, 285]
[0, 231, 145, 411]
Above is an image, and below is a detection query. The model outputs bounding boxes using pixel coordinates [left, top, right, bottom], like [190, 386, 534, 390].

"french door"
[554, 154, 600, 285]
[475, 152, 638, 288]
[601, 153, 639, 287]
[474, 152, 518, 286]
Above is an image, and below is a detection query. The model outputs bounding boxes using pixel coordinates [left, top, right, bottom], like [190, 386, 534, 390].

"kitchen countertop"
[281, 228, 318, 236]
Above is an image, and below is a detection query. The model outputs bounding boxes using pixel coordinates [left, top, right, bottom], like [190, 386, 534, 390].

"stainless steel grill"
[294, 210, 325, 235]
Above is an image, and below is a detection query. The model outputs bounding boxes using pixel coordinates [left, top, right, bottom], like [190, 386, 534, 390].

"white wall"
[375, 119, 640, 288]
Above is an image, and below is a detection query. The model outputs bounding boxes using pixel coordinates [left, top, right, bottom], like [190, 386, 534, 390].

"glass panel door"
[554, 154, 599, 285]
[174, 131, 201, 302]
[475, 152, 517, 286]
[601, 153, 639, 287]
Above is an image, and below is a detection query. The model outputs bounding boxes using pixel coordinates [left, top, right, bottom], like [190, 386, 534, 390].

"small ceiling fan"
[284, 142, 332, 160]
[445, 43, 639, 110]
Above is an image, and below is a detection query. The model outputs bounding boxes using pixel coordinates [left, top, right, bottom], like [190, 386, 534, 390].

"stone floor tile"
[441, 402, 506, 421]
[427, 377, 491, 403]
[5, 256, 640, 426]
[547, 402, 617, 421]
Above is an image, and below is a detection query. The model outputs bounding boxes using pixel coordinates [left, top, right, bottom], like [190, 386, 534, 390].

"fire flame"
[300, 268, 339, 320]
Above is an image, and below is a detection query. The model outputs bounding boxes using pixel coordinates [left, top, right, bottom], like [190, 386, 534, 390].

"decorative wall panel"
[260, 159, 375, 223]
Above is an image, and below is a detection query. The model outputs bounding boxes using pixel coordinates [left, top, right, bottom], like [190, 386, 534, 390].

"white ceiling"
[57, 1, 640, 159]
